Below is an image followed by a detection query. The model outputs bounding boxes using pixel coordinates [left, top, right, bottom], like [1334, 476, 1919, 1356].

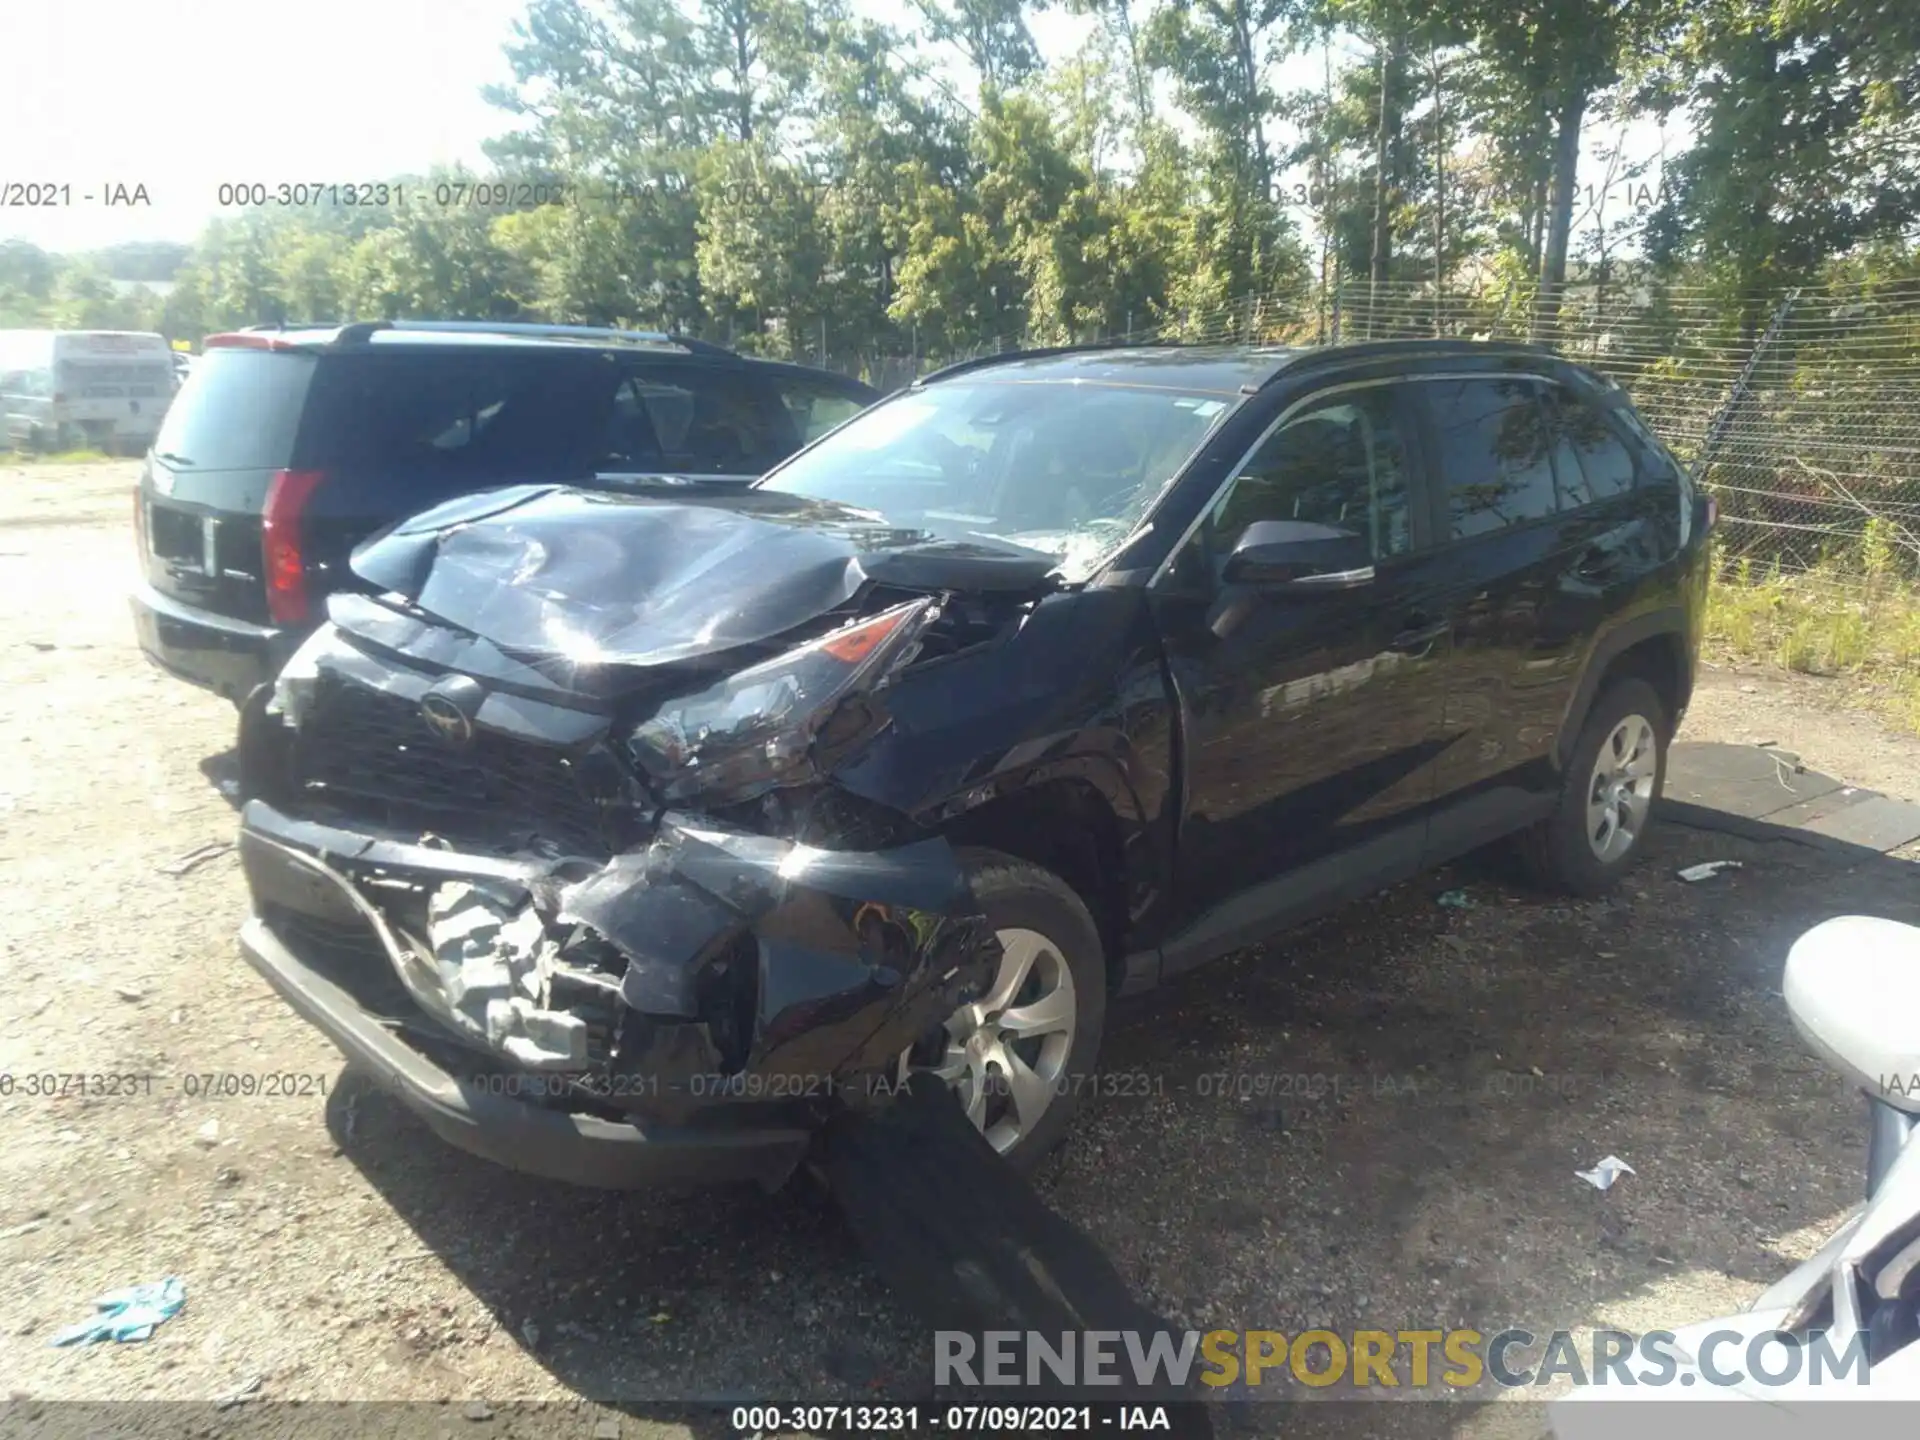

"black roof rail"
[669, 333, 743, 359]
[1249, 335, 1560, 392]
[333, 321, 393, 344]
[915, 338, 1181, 386]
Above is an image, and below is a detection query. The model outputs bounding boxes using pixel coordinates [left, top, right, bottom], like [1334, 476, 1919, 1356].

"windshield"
[756, 379, 1236, 581]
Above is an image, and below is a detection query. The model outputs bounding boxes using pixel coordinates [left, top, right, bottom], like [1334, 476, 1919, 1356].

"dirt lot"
[4, 459, 1919, 1437]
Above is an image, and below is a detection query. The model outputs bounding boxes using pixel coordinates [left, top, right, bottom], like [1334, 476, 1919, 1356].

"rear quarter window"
[294, 348, 615, 479]
[1547, 388, 1638, 506]
[774, 376, 870, 444]
[601, 364, 804, 474]
[1612, 403, 1685, 480]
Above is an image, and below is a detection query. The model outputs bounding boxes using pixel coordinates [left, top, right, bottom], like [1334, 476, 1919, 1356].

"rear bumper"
[238, 915, 815, 1189]
[131, 580, 294, 702]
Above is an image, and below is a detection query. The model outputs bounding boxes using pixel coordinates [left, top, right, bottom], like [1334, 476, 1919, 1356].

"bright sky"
[0, 0, 529, 251]
[0, 0, 1666, 257]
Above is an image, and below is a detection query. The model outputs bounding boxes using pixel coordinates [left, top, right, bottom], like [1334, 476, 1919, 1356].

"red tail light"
[1704, 496, 1719, 532]
[261, 469, 326, 624]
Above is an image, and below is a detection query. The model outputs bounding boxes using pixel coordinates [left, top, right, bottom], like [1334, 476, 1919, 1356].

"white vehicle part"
[1784, 915, 1920, 1112]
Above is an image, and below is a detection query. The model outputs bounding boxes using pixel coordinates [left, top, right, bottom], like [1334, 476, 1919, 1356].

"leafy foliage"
[2, 0, 1914, 375]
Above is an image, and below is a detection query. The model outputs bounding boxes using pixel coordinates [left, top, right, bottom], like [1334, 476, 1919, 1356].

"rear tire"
[899, 848, 1108, 1173]
[1519, 677, 1669, 897]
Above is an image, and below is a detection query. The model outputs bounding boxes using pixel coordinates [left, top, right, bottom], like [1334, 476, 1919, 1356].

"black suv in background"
[132, 322, 878, 702]
[235, 340, 1713, 1189]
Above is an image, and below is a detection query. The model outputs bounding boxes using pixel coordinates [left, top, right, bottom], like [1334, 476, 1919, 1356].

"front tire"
[1520, 677, 1669, 897]
[899, 848, 1108, 1173]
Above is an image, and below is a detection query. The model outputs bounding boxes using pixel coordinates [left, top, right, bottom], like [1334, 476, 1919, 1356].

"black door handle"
[1389, 616, 1448, 654]
[1576, 545, 1624, 580]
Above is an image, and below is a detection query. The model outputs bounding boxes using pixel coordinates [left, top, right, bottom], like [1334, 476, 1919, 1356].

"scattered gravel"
[4, 463, 1915, 1440]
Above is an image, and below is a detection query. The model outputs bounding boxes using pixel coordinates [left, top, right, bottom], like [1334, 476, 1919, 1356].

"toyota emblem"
[419, 694, 472, 745]
[418, 675, 485, 746]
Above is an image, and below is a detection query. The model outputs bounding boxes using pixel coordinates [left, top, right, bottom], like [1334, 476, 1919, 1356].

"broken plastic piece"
[160, 841, 234, 877]
[417, 882, 588, 1070]
[49, 1277, 186, 1346]
[1575, 1155, 1635, 1191]
[215, 1375, 265, 1409]
[1677, 860, 1743, 882]
[1437, 889, 1475, 909]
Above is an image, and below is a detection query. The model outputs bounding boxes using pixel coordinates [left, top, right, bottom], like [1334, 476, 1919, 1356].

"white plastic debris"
[1576, 1155, 1635, 1191]
[214, 1375, 264, 1410]
[194, 1120, 221, 1148]
[1677, 860, 1743, 882]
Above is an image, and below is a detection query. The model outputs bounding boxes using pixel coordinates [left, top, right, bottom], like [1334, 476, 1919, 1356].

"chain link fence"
[825, 273, 1920, 588]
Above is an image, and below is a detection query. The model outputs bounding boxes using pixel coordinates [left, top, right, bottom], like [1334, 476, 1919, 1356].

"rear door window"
[153, 348, 316, 469]
[1417, 377, 1560, 538]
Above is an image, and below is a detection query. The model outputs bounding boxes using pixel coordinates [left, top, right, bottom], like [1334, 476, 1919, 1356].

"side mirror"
[1220, 519, 1373, 588]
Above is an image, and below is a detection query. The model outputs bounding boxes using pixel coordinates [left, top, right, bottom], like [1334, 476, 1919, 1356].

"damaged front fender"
[239, 801, 1001, 1124]
[563, 816, 997, 1103]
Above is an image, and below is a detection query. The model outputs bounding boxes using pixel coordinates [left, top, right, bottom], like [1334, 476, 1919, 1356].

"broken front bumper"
[237, 800, 999, 1190]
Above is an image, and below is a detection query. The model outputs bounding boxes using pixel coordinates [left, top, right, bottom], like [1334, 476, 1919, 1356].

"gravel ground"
[4, 459, 1918, 1439]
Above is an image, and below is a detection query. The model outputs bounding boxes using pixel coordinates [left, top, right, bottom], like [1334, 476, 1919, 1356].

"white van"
[0, 330, 177, 455]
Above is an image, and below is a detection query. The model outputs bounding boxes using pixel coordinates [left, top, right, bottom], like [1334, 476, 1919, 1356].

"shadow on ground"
[315, 799, 1918, 1435]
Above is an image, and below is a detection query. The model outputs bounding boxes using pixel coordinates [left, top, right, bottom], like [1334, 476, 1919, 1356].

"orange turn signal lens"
[819, 611, 906, 664]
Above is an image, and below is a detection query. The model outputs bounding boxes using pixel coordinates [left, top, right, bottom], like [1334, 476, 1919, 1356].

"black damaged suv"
[234, 340, 1713, 1188]
[133, 322, 876, 703]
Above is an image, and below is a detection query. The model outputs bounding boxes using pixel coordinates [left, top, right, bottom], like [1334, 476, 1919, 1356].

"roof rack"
[915, 338, 1179, 386]
[325, 319, 738, 357]
[1274, 334, 1556, 374]
[237, 319, 740, 356]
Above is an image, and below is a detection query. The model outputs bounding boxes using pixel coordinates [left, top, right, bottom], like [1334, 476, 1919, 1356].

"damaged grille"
[295, 678, 626, 854]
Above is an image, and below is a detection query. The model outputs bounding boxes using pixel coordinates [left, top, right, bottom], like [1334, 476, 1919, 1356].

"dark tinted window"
[601, 366, 803, 475]
[1420, 377, 1558, 538]
[1549, 389, 1637, 505]
[296, 349, 614, 479]
[152, 348, 315, 469]
[776, 376, 869, 443]
[1209, 385, 1414, 560]
[1612, 403, 1683, 480]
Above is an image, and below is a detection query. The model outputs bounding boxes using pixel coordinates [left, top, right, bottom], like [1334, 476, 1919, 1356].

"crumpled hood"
[350, 483, 1059, 667]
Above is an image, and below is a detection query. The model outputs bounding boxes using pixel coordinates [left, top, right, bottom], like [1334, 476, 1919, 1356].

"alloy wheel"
[898, 926, 1078, 1154]
[1586, 712, 1658, 863]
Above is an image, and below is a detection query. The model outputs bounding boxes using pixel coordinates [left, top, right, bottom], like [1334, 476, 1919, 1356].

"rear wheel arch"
[1558, 614, 1690, 769]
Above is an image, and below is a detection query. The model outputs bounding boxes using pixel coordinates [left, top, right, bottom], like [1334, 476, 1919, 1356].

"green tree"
[1644, 0, 1920, 330]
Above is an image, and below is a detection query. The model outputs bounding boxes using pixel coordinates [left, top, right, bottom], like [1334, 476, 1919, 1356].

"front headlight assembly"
[269, 621, 350, 728]
[626, 597, 938, 804]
